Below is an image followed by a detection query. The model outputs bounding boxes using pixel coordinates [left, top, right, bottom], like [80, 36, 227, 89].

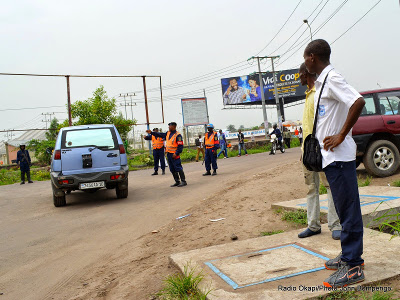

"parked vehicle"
[353, 87, 400, 177]
[50, 124, 129, 207]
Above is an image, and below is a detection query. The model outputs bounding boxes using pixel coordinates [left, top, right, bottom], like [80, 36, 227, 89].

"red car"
[353, 87, 400, 177]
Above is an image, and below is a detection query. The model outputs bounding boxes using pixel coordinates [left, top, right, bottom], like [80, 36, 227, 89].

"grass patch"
[0, 168, 50, 185]
[320, 289, 396, 300]
[319, 184, 327, 195]
[358, 175, 372, 187]
[157, 263, 211, 300]
[279, 209, 308, 225]
[392, 180, 400, 187]
[261, 230, 284, 236]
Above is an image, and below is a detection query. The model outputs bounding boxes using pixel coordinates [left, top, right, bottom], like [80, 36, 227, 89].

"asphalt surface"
[0, 148, 300, 300]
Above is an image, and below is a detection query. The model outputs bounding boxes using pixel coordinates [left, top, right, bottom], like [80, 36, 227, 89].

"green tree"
[239, 125, 245, 130]
[45, 118, 60, 141]
[227, 124, 236, 132]
[60, 85, 136, 140]
[251, 126, 259, 130]
[27, 139, 55, 165]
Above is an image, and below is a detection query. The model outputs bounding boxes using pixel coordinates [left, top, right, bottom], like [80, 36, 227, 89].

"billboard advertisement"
[221, 69, 307, 105]
[181, 97, 209, 126]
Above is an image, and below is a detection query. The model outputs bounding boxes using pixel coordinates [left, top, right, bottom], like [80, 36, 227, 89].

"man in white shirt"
[303, 39, 366, 289]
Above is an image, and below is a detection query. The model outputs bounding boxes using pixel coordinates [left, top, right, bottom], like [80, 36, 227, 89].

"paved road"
[0, 148, 300, 299]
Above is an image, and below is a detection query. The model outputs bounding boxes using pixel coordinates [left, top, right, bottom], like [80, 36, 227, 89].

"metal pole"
[130, 95, 135, 148]
[186, 127, 190, 149]
[203, 89, 209, 132]
[66, 75, 72, 126]
[142, 76, 152, 154]
[256, 58, 269, 138]
[123, 94, 127, 120]
[271, 57, 282, 131]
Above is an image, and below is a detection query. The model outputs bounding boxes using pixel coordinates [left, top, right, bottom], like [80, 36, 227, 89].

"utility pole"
[270, 56, 283, 130]
[248, 55, 281, 135]
[142, 76, 152, 154]
[203, 89, 210, 132]
[119, 93, 128, 120]
[66, 76, 72, 126]
[42, 112, 55, 129]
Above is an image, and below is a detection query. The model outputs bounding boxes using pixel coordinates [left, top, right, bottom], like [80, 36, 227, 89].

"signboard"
[181, 97, 209, 126]
[221, 69, 307, 105]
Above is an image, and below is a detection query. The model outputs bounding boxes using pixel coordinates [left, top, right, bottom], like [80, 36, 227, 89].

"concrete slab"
[170, 225, 400, 300]
[271, 186, 400, 228]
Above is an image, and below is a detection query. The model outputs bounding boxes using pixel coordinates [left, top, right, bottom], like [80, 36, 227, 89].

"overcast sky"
[1, 0, 399, 139]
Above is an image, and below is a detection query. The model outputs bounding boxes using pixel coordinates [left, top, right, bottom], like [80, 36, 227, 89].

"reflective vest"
[152, 136, 164, 149]
[205, 132, 217, 149]
[166, 131, 180, 153]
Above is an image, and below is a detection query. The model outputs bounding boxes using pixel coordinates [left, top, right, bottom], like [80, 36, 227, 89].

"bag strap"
[312, 70, 331, 136]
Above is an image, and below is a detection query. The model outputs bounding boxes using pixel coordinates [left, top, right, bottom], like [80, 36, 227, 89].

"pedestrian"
[146, 122, 187, 187]
[251, 133, 255, 142]
[297, 62, 341, 241]
[294, 127, 299, 136]
[237, 129, 248, 157]
[217, 129, 228, 159]
[203, 124, 219, 176]
[283, 128, 291, 149]
[304, 39, 366, 288]
[144, 128, 166, 176]
[195, 134, 205, 162]
[16, 144, 33, 184]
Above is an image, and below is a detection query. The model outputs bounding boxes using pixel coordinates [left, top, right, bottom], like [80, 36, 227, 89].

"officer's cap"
[207, 123, 214, 128]
[168, 122, 177, 126]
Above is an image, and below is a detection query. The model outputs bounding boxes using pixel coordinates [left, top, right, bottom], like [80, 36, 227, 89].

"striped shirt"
[223, 87, 246, 105]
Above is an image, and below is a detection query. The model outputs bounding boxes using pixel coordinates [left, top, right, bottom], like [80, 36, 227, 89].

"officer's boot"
[151, 170, 158, 176]
[170, 172, 180, 187]
[212, 169, 217, 176]
[203, 170, 211, 176]
[162, 169, 165, 175]
[27, 170, 33, 183]
[178, 170, 187, 187]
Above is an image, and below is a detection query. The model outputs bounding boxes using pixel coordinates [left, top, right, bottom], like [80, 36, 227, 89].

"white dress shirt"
[314, 65, 362, 169]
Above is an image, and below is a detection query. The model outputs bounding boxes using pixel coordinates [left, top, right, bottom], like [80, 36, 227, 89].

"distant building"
[4, 130, 46, 164]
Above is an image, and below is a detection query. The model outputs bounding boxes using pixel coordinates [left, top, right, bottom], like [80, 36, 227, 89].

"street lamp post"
[303, 19, 313, 42]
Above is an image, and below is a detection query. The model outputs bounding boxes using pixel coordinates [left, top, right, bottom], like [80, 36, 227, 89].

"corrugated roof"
[7, 130, 47, 147]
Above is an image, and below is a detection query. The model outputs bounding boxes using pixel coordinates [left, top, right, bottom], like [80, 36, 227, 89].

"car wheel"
[363, 140, 400, 177]
[53, 193, 66, 207]
[116, 186, 128, 199]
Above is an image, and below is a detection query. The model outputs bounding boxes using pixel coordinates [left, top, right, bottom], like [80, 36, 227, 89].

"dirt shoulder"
[46, 160, 400, 299]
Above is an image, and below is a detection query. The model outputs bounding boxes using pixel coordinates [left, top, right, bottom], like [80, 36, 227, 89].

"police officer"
[269, 123, 283, 155]
[144, 128, 166, 176]
[16, 144, 33, 184]
[146, 122, 187, 187]
[203, 124, 219, 176]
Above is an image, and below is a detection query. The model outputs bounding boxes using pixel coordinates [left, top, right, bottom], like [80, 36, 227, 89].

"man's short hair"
[304, 39, 331, 63]
[229, 78, 237, 83]
[300, 62, 316, 78]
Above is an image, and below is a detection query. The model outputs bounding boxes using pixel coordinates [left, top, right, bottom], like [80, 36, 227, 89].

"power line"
[331, 0, 382, 44]
[0, 105, 65, 112]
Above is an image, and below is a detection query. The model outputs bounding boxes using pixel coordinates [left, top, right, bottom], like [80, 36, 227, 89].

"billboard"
[221, 69, 307, 105]
[181, 97, 209, 126]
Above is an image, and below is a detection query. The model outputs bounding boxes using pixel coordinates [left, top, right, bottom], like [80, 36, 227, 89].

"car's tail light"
[58, 179, 73, 185]
[119, 144, 126, 154]
[110, 174, 122, 180]
[54, 150, 61, 160]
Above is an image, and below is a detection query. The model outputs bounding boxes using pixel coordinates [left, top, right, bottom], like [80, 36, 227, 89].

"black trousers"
[284, 138, 291, 148]
[324, 161, 364, 267]
[21, 170, 31, 182]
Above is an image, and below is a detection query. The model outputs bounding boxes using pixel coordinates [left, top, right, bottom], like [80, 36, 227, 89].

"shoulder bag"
[302, 71, 330, 172]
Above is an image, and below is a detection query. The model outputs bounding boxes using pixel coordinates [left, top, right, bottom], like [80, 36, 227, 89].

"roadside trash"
[210, 218, 225, 222]
[231, 234, 238, 240]
[250, 208, 257, 211]
[388, 184, 391, 186]
[152, 230, 159, 234]
[83, 283, 88, 286]
[176, 214, 191, 220]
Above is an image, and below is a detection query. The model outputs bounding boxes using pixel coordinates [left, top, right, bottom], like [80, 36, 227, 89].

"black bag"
[195, 138, 200, 147]
[303, 71, 330, 172]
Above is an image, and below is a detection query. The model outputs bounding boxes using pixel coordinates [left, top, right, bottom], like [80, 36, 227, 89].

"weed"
[280, 209, 307, 225]
[261, 230, 284, 236]
[358, 175, 372, 187]
[157, 263, 211, 300]
[392, 180, 400, 187]
[0, 168, 50, 185]
[319, 184, 327, 195]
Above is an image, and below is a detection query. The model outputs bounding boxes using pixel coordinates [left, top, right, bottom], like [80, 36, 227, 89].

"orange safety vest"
[152, 136, 164, 150]
[205, 132, 217, 149]
[166, 131, 181, 153]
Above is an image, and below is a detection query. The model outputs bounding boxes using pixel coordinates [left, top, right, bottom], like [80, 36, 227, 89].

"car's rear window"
[62, 128, 117, 149]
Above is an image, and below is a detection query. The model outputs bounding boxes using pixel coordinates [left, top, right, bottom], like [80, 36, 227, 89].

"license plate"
[80, 181, 105, 189]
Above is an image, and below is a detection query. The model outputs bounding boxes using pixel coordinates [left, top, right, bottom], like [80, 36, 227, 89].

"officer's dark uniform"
[144, 133, 165, 175]
[16, 145, 32, 184]
[204, 129, 219, 176]
[151, 129, 187, 187]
